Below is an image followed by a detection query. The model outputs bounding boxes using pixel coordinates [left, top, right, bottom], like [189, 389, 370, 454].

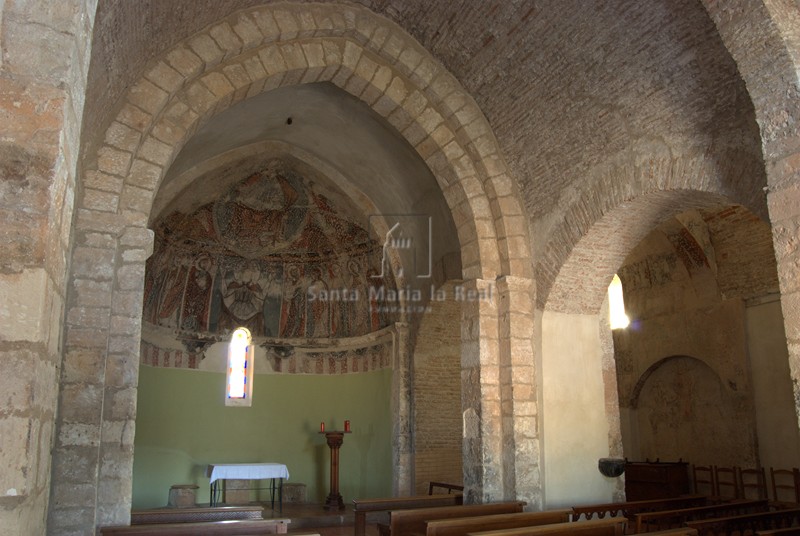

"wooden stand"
[320, 430, 349, 510]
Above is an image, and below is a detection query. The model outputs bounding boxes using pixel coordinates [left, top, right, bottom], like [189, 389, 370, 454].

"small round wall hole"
[286, 117, 293, 125]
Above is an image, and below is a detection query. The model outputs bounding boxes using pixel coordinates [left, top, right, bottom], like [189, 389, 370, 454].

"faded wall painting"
[631, 356, 756, 467]
[142, 161, 398, 370]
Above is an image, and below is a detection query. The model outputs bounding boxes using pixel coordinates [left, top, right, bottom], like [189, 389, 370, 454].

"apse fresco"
[143, 162, 396, 340]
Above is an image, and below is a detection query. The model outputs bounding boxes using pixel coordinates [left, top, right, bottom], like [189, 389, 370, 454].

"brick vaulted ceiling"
[84, 0, 765, 243]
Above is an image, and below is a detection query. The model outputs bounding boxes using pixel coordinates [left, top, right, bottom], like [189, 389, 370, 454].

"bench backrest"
[572, 495, 707, 522]
[685, 507, 800, 535]
[643, 529, 698, 536]
[100, 519, 291, 535]
[756, 529, 800, 536]
[466, 517, 627, 536]
[635, 499, 768, 533]
[354, 494, 463, 512]
[426, 510, 572, 536]
[390, 502, 526, 536]
[130, 506, 264, 525]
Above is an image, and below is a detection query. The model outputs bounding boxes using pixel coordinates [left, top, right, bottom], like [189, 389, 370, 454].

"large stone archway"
[49, 3, 537, 532]
[538, 171, 762, 506]
[700, 0, 800, 430]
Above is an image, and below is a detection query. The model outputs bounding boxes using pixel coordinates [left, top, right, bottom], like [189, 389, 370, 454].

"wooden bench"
[100, 518, 291, 535]
[353, 494, 464, 536]
[466, 517, 628, 536]
[130, 506, 264, 524]
[385, 501, 527, 536]
[425, 509, 572, 536]
[572, 496, 709, 522]
[634, 499, 769, 533]
[464, 519, 698, 536]
[685, 508, 800, 536]
[641, 530, 698, 536]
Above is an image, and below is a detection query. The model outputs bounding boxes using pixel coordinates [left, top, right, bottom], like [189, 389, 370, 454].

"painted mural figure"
[219, 260, 267, 334]
[348, 258, 370, 336]
[213, 169, 305, 258]
[143, 250, 170, 324]
[180, 254, 215, 332]
[306, 265, 330, 337]
[157, 255, 189, 328]
[281, 264, 306, 337]
[329, 262, 348, 337]
[262, 262, 283, 337]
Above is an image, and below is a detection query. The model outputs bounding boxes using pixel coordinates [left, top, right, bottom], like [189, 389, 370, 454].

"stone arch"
[82, 2, 531, 282]
[52, 2, 534, 531]
[537, 156, 764, 506]
[700, 0, 800, 431]
[629, 355, 718, 409]
[699, 2, 800, 296]
[540, 152, 766, 313]
[626, 354, 754, 466]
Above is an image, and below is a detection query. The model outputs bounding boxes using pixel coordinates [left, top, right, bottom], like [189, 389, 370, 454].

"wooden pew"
[130, 506, 264, 524]
[572, 496, 709, 522]
[100, 518, 291, 535]
[425, 509, 572, 536]
[353, 494, 464, 536]
[634, 499, 769, 533]
[645, 531, 698, 536]
[757, 528, 800, 535]
[386, 501, 527, 536]
[685, 508, 800, 535]
[466, 517, 628, 536]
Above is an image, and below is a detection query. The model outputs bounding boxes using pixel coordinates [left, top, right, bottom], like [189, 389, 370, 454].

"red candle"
[345, 420, 351, 432]
[320, 421, 325, 432]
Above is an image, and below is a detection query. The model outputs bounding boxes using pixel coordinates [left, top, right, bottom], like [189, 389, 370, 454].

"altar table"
[207, 463, 289, 511]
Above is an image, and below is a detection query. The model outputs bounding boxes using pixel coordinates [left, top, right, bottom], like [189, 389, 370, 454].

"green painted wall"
[133, 365, 393, 509]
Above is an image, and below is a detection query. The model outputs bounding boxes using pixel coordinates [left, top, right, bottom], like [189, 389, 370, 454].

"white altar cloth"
[206, 463, 289, 484]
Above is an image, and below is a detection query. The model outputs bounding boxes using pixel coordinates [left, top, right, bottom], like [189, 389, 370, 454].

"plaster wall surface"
[541, 311, 615, 508]
[615, 296, 758, 467]
[746, 299, 800, 469]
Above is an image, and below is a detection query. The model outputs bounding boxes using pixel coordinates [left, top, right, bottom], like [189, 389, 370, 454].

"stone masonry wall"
[0, 1, 95, 535]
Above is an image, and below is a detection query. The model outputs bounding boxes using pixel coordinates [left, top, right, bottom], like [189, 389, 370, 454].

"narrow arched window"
[608, 274, 630, 330]
[226, 327, 254, 406]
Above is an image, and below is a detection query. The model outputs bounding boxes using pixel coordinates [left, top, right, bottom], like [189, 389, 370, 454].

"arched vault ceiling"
[86, 0, 764, 224]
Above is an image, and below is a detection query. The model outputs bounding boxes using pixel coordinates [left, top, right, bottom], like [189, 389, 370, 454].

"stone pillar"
[49, 227, 151, 533]
[769, 188, 800, 431]
[497, 276, 542, 509]
[599, 295, 625, 502]
[461, 278, 503, 504]
[97, 227, 152, 524]
[392, 322, 414, 495]
[49, 237, 117, 535]
[0, 2, 95, 535]
[702, 0, 800, 436]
